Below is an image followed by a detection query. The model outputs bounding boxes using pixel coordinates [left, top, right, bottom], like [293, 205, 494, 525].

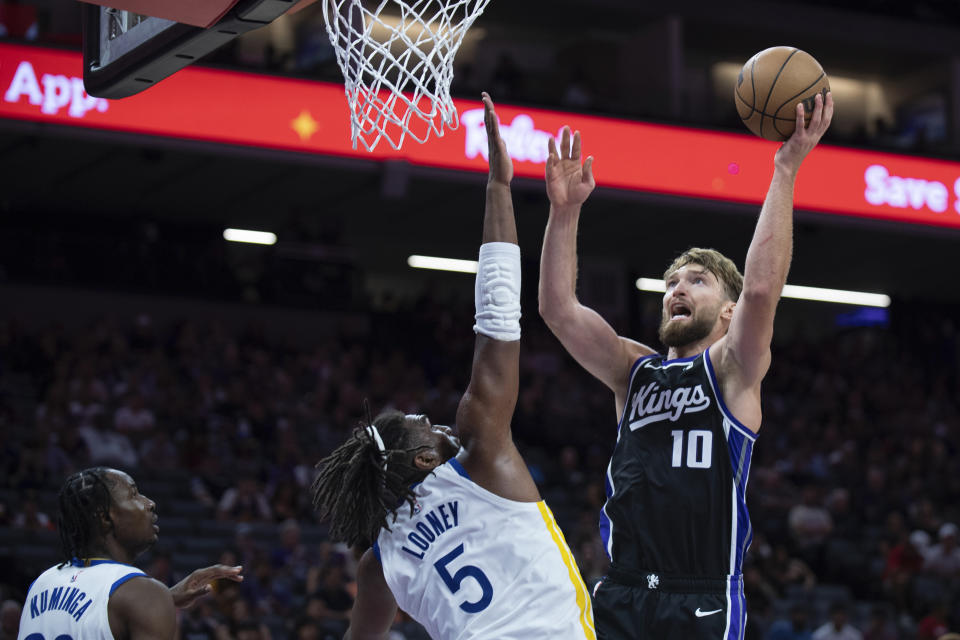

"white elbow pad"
[473, 242, 521, 341]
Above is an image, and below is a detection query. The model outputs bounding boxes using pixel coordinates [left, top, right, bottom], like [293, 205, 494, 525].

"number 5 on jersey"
[24, 633, 73, 640]
[671, 429, 713, 469]
[434, 543, 493, 613]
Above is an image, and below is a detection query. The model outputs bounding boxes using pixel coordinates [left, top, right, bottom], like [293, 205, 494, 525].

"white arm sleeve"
[473, 242, 521, 341]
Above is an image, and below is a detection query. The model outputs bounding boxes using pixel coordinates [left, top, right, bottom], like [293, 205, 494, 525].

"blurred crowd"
[0, 297, 957, 639]
[1, 1, 958, 639]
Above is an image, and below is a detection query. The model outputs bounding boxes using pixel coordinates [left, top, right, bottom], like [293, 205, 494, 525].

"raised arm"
[343, 550, 399, 640]
[714, 92, 833, 427]
[455, 94, 538, 501]
[538, 127, 653, 409]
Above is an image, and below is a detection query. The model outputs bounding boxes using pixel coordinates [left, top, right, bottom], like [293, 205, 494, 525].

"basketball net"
[322, 0, 491, 151]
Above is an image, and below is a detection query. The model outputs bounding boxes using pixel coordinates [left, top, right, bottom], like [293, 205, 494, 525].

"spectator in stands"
[292, 618, 321, 640]
[240, 557, 290, 616]
[218, 476, 272, 522]
[882, 529, 927, 610]
[180, 599, 222, 640]
[573, 533, 609, 587]
[924, 523, 960, 578]
[911, 529, 933, 560]
[271, 519, 313, 582]
[858, 466, 891, 528]
[268, 480, 302, 523]
[305, 561, 351, 623]
[766, 604, 813, 640]
[139, 428, 180, 471]
[216, 590, 271, 640]
[11, 491, 54, 532]
[114, 392, 156, 440]
[811, 602, 863, 640]
[824, 488, 859, 542]
[78, 413, 138, 468]
[226, 619, 268, 640]
[917, 601, 950, 640]
[861, 606, 896, 640]
[910, 499, 943, 537]
[743, 564, 778, 624]
[789, 486, 834, 565]
[44, 426, 90, 478]
[190, 440, 230, 510]
[766, 544, 817, 595]
[8, 436, 47, 490]
[300, 595, 347, 639]
[0, 600, 20, 640]
[0, 426, 21, 491]
[232, 524, 264, 571]
[750, 469, 801, 540]
[67, 374, 107, 428]
[147, 548, 178, 587]
[553, 445, 587, 492]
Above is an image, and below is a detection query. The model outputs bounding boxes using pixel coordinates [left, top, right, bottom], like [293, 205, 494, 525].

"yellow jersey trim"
[537, 501, 597, 640]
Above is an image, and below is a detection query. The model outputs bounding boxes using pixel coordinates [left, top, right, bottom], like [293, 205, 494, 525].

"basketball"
[734, 46, 830, 142]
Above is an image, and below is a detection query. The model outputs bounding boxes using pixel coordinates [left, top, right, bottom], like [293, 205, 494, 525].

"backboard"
[82, 0, 307, 98]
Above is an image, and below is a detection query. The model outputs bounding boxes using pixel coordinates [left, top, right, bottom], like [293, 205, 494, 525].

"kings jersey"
[599, 347, 756, 578]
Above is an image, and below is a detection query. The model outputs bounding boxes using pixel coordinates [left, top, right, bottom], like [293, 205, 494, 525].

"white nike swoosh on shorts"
[695, 608, 723, 617]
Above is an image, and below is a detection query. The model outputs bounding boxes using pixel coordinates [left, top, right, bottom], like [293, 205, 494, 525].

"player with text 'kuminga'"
[17, 467, 243, 640]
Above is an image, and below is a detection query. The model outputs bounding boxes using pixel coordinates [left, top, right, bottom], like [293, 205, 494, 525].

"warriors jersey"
[18, 560, 147, 640]
[375, 458, 596, 640]
[600, 347, 756, 577]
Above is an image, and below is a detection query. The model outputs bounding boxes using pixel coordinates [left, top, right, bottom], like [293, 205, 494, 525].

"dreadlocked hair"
[57, 467, 115, 566]
[311, 410, 427, 548]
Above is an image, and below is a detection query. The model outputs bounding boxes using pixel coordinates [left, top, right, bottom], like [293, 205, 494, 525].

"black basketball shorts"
[591, 567, 747, 640]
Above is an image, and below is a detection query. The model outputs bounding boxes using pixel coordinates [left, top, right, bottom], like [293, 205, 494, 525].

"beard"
[658, 306, 718, 348]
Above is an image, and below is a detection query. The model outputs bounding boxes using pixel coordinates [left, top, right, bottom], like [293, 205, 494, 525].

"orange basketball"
[734, 46, 830, 142]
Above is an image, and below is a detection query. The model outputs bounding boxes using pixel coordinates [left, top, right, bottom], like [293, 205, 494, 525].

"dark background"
[1, 2, 960, 640]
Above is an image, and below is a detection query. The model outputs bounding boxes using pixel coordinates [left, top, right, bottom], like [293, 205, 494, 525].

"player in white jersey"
[18, 467, 243, 640]
[311, 94, 596, 640]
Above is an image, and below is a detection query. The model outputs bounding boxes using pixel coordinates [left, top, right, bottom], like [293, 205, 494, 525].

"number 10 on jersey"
[671, 429, 713, 469]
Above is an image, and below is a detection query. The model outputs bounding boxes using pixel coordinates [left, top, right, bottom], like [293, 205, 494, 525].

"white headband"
[365, 425, 388, 469]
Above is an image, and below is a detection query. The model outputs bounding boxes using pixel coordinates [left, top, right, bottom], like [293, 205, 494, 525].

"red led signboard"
[3, 42, 960, 230]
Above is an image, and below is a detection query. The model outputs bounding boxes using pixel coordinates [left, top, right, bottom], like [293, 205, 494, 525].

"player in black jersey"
[539, 93, 833, 639]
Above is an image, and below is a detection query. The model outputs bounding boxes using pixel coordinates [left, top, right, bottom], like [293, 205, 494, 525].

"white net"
[322, 0, 491, 151]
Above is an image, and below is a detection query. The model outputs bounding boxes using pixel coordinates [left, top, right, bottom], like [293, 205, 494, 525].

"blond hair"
[663, 248, 743, 302]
